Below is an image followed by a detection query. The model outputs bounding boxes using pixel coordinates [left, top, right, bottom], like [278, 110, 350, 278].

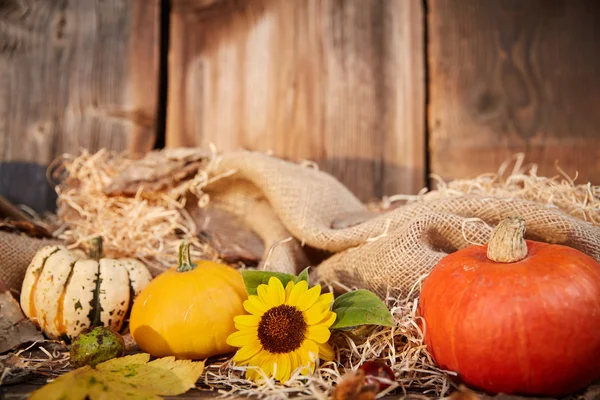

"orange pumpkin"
[418, 216, 600, 397]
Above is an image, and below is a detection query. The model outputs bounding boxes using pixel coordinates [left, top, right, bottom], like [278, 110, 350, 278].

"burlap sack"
[202, 151, 600, 299]
[0, 231, 63, 293]
[206, 179, 310, 274]
[8, 149, 598, 301]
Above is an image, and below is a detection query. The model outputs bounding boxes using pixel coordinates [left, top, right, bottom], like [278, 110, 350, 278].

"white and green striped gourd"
[20, 237, 152, 341]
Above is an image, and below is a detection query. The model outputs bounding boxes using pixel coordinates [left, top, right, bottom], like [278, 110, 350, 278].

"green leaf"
[330, 289, 394, 330]
[240, 270, 297, 296]
[294, 267, 310, 283]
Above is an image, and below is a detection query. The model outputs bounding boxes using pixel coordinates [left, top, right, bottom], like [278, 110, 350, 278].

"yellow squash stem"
[486, 216, 529, 263]
[176, 241, 197, 272]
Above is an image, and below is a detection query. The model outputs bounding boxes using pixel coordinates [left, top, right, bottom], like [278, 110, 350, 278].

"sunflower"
[226, 277, 337, 382]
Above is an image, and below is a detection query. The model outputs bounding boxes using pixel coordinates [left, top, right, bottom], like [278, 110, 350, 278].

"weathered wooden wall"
[1, 0, 600, 213]
[428, 0, 600, 184]
[0, 0, 160, 212]
[167, 0, 425, 202]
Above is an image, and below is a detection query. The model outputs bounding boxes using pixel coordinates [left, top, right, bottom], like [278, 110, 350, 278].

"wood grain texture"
[0, 0, 160, 212]
[429, 0, 600, 184]
[167, 0, 425, 202]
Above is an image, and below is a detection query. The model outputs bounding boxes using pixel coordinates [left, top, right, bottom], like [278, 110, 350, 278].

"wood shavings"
[350, 154, 599, 229]
[423, 154, 600, 225]
[51, 149, 221, 273]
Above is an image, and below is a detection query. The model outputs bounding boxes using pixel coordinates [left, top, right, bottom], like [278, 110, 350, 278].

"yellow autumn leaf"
[30, 353, 205, 400]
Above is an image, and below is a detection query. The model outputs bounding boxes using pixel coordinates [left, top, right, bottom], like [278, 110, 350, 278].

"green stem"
[89, 237, 103, 261]
[176, 241, 197, 272]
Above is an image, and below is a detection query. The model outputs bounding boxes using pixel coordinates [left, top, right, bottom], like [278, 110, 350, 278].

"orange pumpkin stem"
[486, 216, 528, 263]
[89, 236, 103, 261]
[176, 240, 197, 272]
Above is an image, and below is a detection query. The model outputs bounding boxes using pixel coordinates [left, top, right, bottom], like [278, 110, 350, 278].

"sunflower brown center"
[257, 304, 307, 353]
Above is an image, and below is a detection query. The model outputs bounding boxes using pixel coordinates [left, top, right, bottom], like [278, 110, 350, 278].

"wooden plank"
[166, 0, 425, 202]
[0, 0, 161, 213]
[428, 0, 600, 184]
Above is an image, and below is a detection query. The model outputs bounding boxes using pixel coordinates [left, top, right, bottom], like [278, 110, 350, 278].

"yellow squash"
[129, 241, 247, 359]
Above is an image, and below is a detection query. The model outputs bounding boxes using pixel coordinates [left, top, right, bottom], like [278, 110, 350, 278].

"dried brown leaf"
[0, 219, 53, 238]
[331, 370, 378, 400]
[103, 148, 210, 196]
[0, 354, 34, 385]
[189, 205, 264, 264]
[0, 280, 44, 354]
[0, 195, 32, 221]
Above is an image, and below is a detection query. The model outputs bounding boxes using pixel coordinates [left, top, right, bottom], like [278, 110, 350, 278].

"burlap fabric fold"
[0, 231, 63, 292]
[203, 151, 600, 299]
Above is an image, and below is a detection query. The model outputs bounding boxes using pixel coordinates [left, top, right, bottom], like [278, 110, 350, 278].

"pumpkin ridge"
[86, 262, 103, 328]
[446, 274, 471, 374]
[121, 264, 135, 329]
[54, 259, 78, 338]
[29, 247, 62, 325]
[513, 301, 531, 391]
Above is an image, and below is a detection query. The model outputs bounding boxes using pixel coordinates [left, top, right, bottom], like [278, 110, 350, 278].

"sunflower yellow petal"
[318, 341, 335, 361]
[285, 353, 296, 381]
[260, 354, 277, 380]
[318, 311, 337, 328]
[226, 329, 258, 348]
[234, 314, 260, 325]
[234, 314, 260, 329]
[257, 284, 274, 308]
[232, 326, 257, 334]
[307, 324, 331, 343]
[286, 280, 308, 306]
[275, 353, 291, 382]
[318, 292, 334, 307]
[267, 277, 286, 306]
[233, 340, 262, 363]
[304, 304, 329, 325]
[297, 284, 322, 311]
[245, 367, 258, 382]
[271, 354, 280, 380]
[297, 342, 317, 375]
[292, 349, 312, 376]
[288, 350, 301, 376]
[302, 339, 319, 362]
[243, 295, 268, 316]
[285, 280, 294, 299]
[245, 351, 269, 382]
[297, 345, 310, 368]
